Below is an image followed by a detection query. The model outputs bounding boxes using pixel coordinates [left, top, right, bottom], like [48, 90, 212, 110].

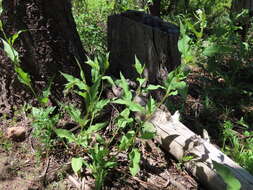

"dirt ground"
[0, 118, 201, 190]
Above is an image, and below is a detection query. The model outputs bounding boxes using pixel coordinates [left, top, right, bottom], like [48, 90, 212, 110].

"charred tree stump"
[231, 0, 253, 40]
[0, 0, 89, 111]
[108, 10, 181, 84]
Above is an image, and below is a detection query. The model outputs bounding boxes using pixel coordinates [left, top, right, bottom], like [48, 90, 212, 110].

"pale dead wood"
[150, 109, 253, 190]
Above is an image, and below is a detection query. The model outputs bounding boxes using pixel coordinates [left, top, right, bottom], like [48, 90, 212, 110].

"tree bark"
[231, 0, 253, 40]
[108, 10, 180, 84]
[0, 0, 89, 108]
[148, 0, 161, 17]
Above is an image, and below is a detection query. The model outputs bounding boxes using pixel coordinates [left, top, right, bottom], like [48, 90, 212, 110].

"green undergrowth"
[1, 1, 253, 189]
[0, 20, 189, 188]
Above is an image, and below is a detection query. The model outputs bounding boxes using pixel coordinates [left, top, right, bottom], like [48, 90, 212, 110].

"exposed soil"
[0, 113, 201, 190]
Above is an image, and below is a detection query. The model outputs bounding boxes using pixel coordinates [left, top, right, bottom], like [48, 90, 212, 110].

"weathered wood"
[232, 0, 253, 14]
[231, 0, 253, 40]
[108, 10, 180, 84]
[150, 109, 253, 190]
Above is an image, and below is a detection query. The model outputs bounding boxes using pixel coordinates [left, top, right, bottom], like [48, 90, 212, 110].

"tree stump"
[231, 0, 253, 40]
[108, 10, 181, 84]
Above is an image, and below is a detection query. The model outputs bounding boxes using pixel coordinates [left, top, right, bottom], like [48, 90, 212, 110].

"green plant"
[0, 130, 13, 151]
[72, 144, 117, 190]
[0, 22, 52, 105]
[56, 55, 116, 188]
[213, 160, 241, 190]
[31, 107, 59, 153]
[222, 119, 253, 174]
[54, 55, 188, 189]
[176, 155, 195, 170]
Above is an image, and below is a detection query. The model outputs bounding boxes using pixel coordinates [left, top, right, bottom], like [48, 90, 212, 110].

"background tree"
[0, 0, 90, 107]
[148, 0, 161, 17]
[231, 0, 253, 40]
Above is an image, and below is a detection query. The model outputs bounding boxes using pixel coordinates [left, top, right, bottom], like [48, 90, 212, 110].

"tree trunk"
[0, 0, 89, 110]
[148, 0, 161, 17]
[231, 0, 253, 40]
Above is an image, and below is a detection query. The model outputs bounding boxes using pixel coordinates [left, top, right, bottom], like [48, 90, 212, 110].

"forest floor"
[1, 64, 251, 190]
[0, 67, 208, 190]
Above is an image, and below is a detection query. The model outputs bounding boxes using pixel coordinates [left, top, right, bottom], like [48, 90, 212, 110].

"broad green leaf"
[2, 39, 19, 63]
[61, 72, 89, 91]
[105, 161, 117, 169]
[146, 84, 165, 91]
[113, 99, 128, 105]
[71, 157, 84, 174]
[137, 78, 146, 87]
[74, 57, 86, 82]
[203, 45, 232, 57]
[0, 20, 3, 30]
[178, 32, 191, 57]
[38, 97, 49, 104]
[63, 104, 88, 126]
[127, 101, 145, 112]
[117, 117, 133, 129]
[117, 109, 133, 128]
[94, 99, 110, 114]
[134, 56, 144, 75]
[103, 53, 110, 71]
[168, 90, 178, 96]
[55, 129, 76, 143]
[32, 107, 56, 119]
[87, 122, 107, 133]
[86, 57, 99, 70]
[15, 67, 32, 86]
[90, 78, 101, 100]
[146, 96, 156, 114]
[119, 130, 135, 151]
[203, 45, 222, 57]
[213, 161, 241, 190]
[120, 108, 130, 118]
[129, 148, 141, 176]
[141, 122, 156, 139]
[102, 76, 115, 86]
[114, 99, 144, 112]
[95, 134, 106, 144]
[119, 72, 132, 100]
[10, 30, 25, 45]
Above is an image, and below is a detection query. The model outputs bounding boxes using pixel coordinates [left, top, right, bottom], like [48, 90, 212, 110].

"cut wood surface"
[108, 10, 180, 84]
[150, 109, 253, 190]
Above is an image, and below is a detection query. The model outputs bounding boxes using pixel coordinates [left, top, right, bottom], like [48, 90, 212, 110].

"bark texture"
[0, 0, 88, 113]
[108, 10, 180, 84]
[148, 0, 161, 17]
[231, 0, 253, 40]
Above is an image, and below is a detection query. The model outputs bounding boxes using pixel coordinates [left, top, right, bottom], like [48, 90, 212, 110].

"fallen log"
[150, 109, 253, 190]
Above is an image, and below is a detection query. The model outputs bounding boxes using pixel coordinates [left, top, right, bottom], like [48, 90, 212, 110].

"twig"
[68, 175, 81, 189]
[39, 157, 51, 179]
[164, 170, 187, 190]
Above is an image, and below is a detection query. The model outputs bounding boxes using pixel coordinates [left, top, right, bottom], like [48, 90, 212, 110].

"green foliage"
[31, 107, 59, 152]
[71, 157, 84, 174]
[129, 148, 141, 176]
[0, 26, 52, 105]
[0, 130, 13, 151]
[54, 55, 188, 189]
[222, 120, 253, 174]
[86, 144, 117, 190]
[213, 161, 241, 190]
